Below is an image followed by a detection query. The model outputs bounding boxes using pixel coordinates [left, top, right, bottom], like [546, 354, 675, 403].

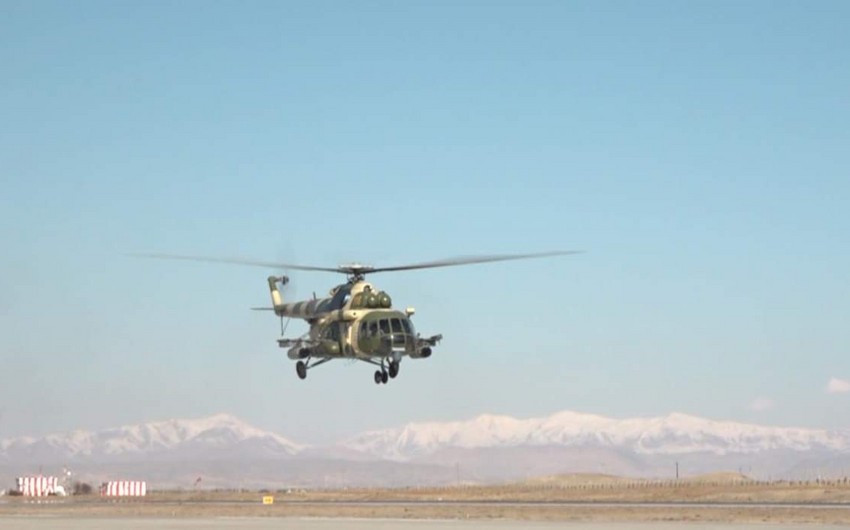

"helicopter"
[135, 251, 579, 385]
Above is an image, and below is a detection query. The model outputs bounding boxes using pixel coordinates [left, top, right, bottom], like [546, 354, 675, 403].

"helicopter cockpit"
[356, 312, 416, 356]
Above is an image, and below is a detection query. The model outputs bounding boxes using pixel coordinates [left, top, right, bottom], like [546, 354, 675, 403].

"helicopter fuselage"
[269, 278, 438, 364]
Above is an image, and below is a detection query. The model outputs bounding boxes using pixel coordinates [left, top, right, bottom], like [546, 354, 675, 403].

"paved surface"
[0, 519, 836, 530]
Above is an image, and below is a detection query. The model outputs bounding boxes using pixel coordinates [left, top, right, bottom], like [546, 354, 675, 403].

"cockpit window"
[379, 319, 390, 334]
[369, 322, 379, 336]
[401, 319, 413, 335]
[391, 319, 403, 333]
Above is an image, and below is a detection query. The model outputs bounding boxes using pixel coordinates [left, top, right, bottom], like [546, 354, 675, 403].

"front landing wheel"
[374, 370, 383, 385]
[296, 361, 307, 380]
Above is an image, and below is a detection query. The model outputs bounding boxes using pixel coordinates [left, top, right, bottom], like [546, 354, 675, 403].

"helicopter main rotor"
[130, 250, 582, 281]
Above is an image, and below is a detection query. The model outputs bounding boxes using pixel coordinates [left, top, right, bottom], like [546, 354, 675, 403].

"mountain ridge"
[342, 410, 850, 461]
[2, 410, 848, 474]
[0, 411, 850, 487]
[0, 412, 301, 462]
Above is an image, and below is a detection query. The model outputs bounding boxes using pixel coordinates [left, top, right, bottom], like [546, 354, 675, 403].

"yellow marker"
[262, 496, 274, 505]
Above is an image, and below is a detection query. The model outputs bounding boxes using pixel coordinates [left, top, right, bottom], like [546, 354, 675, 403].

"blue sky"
[1, 1, 849, 443]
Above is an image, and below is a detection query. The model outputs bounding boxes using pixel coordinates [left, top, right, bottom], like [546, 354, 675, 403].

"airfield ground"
[3, 474, 850, 524]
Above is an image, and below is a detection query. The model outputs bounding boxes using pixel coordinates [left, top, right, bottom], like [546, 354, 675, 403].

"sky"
[1, 0, 849, 444]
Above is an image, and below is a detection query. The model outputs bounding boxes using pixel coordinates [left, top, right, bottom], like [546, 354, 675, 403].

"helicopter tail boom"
[267, 275, 338, 319]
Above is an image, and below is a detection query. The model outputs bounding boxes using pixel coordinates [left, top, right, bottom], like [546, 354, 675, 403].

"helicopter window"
[359, 322, 368, 337]
[379, 319, 390, 334]
[391, 319, 403, 333]
[401, 318, 413, 335]
[322, 325, 338, 341]
[369, 322, 379, 336]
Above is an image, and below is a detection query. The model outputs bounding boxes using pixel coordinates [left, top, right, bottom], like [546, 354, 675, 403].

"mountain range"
[2, 411, 849, 488]
[342, 411, 850, 460]
[0, 413, 300, 462]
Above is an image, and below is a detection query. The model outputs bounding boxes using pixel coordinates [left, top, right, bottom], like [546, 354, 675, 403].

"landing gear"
[294, 357, 331, 380]
[367, 358, 398, 385]
[373, 368, 389, 385]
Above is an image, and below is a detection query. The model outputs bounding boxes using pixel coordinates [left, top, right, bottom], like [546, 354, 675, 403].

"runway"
[159, 498, 850, 508]
[3, 497, 850, 526]
[0, 518, 838, 530]
[11, 497, 850, 510]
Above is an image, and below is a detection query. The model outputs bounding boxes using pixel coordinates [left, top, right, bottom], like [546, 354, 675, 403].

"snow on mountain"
[0, 413, 303, 462]
[342, 410, 850, 461]
[4, 409, 850, 478]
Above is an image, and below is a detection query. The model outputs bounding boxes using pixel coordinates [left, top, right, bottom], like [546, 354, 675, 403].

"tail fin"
[267, 276, 288, 315]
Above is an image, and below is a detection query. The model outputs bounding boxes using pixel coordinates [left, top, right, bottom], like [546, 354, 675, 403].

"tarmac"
[0, 519, 841, 530]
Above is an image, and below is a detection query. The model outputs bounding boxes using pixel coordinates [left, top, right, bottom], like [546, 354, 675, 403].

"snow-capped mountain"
[3, 410, 850, 487]
[343, 410, 850, 461]
[0, 413, 302, 462]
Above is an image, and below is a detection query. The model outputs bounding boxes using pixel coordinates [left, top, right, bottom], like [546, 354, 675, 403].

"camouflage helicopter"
[137, 251, 578, 385]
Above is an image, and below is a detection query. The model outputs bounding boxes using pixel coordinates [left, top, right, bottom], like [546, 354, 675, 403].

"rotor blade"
[127, 253, 342, 273]
[368, 250, 582, 273]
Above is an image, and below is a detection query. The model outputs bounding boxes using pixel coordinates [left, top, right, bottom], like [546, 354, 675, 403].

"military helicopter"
[136, 251, 579, 385]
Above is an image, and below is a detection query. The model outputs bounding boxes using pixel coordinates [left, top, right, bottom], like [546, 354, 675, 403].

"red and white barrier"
[100, 480, 147, 497]
[16, 476, 60, 496]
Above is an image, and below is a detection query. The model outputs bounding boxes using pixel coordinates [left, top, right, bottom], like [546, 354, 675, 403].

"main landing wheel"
[388, 360, 399, 379]
[296, 361, 307, 380]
